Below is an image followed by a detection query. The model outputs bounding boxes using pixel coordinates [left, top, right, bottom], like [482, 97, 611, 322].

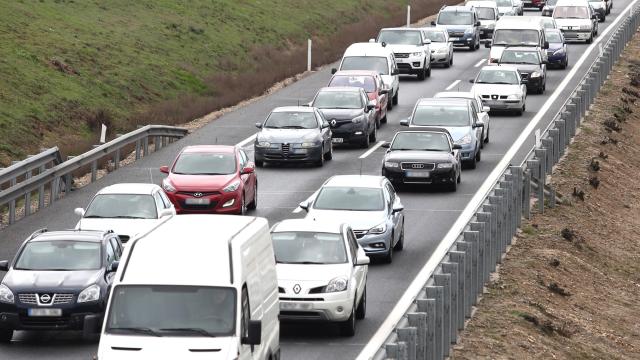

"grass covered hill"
[0, 0, 451, 164]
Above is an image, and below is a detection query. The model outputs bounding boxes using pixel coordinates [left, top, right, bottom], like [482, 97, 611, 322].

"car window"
[493, 29, 540, 46]
[272, 231, 347, 264]
[554, 6, 589, 18]
[476, 7, 496, 20]
[153, 193, 164, 215]
[314, 186, 385, 211]
[470, 100, 479, 114]
[476, 69, 519, 85]
[239, 150, 248, 167]
[391, 132, 451, 151]
[378, 29, 423, 46]
[240, 288, 250, 340]
[424, 30, 446, 42]
[106, 241, 115, 264]
[173, 152, 237, 175]
[545, 31, 563, 43]
[385, 182, 396, 205]
[438, 11, 474, 25]
[15, 241, 102, 271]
[158, 191, 172, 209]
[501, 50, 540, 65]
[361, 91, 369, 106]
[346, 229, 359, 264]
[109, 237, 121, 260]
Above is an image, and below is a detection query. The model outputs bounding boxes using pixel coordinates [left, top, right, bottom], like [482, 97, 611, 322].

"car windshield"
[423, 31, 446, 42]
[172, 152, 236, 175]
[391, 132, 451, 151]
[312, 91, 362, 109]
[412, 105, 471, 126]
[541, 19, 556, 29]
[329, 75, 376, 92]
[545, 31, 562, 42]
[314, 186, 384, 211]
[438, 11, 474, 25]
[264, 111, 318, 129]
[493, 29, 540, 45]
[272, 232, 347, 264]
[84, 194, 157, 219]
[106, 285, 235, 337]
[340, 56, 389, 75]
[553, 6, 588, 18]
[15, 241, 101, 271]
[476, 69, 519, 84]
[496, 0, 513, 6]
[500, 50, 540, 64]
[378, 30, 423, 45]
[546, 0, 558, 5]
[476, 7, 496, 19]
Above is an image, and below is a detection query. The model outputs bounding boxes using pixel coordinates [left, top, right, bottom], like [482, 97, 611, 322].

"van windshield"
[476, 7, 496, 20]
[553, 6, 589, 18]
[340, 56, 389, 75]
[496, 0, 513, 6]
[106, 285, 236, 337]
[493, 29, 539, 46]
[438, 11, 474, 25]
[272, 232, 347, 264]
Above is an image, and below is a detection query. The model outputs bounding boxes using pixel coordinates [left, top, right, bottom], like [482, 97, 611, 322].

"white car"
[373, 27, 432, 80]
[74, 183, 175, 243]
[272, 219, 369, 336]
[471, 66, 527, 115]
[466, 1, 500, 39]
[423, 28, 454, 68]
[553, 0, 599, 43]
[434, 91, 491, 146]
[496, 0, 520, 15]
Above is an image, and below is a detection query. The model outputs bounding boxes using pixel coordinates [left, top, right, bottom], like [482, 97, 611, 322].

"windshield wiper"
[188, 172, 227, 175]
[159, 327, 216, 337]
[109, 327, 162, 337]
[83, 215, 106, 218]
[492, 82, 516, 85]
[265, 126, 282, 129]
[281, 125, 307, 129]
[277, 261, 327, 265]
[111, 216, 147, 219]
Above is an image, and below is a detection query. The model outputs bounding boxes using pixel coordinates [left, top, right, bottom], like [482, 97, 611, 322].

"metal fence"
[357, 3, 640, 359]
[0, 125, 188, 226]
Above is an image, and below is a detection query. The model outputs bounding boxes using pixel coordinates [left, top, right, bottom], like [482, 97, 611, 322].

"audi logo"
[411, 164, 425, 169]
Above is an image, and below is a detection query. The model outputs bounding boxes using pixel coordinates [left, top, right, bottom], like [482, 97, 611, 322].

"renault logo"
[193, 192, 203, 198]
[39, 294, 51, 303]
[411, 164, 425, 169]
[491, 95, 498, 100]
[293, 284, 301, 294]
[330, 119, 337, 127]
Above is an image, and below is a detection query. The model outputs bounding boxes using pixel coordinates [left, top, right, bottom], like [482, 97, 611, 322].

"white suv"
[272, 219, 369, 336]
[373, 28, 432, 80]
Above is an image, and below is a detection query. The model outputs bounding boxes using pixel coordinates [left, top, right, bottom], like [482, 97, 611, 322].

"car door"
[362, 90, 375, 129]
[384, 182, 402, 245]
[475, 96, 490, 141]
[389, 55, 400, 95]
[376, 75, 389, 114]
[346, 227, 366, 300]
[469, 101, 483, 143]
[315, 110, 331, 150]
[238, 149, 255, 201]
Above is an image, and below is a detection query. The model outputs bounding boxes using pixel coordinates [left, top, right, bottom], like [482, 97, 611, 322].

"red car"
[160, 145, 257, 215]
[328, 70, 390, 128]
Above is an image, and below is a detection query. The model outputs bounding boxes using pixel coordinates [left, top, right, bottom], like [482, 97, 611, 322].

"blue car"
[545, 29, 568, 69]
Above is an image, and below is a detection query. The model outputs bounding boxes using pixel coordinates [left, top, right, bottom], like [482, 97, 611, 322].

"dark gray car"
[254, 106, 333, 167]
[498, 47, 547, 94]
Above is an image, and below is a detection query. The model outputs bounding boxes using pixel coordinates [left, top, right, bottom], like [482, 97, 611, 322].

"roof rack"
[28, 228, 48, 240]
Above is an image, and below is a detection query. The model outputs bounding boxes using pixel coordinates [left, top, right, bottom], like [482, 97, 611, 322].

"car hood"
[257, 128, 320, 143]
[555, 18, 591, 27]
[473, 83, 522, 95]
[277, 263, 351, 282]
[498, 6, 515, 13]
[305, 209, 386, 231]
[317, 108, 363, 121]
[436, 24, 472, 32]
[386, 44, 426, 53]
[385, 150, 454, 162]
[381, 75, 395, 88]
[430, 42, 449, 51]
[499, 64, 542, 73]
[3, 269, 102, 291]
[77, 218, 158, 240]
[167, 173, 237, 192]
[547, 43, 564, 51]
[98, 335, 236, 360]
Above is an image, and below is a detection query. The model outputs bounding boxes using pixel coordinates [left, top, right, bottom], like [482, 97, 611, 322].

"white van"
[553, 0, 599, 43]
[466, 1, 500, 39]
[332, 43, 400, 110]
[486, 16, 549, 63]
[96, 215, 280, 360]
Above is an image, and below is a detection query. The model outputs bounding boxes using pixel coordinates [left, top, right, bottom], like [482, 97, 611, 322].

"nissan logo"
[193, 192, 203, 198]
[39, 294, 51, 303]
[411, 164, 425, 169]
[491, 95, 498, 99]
[293, 284, 302, 294]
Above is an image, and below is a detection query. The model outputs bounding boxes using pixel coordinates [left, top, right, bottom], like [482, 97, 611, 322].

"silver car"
[423, 28, 454, 68]
[299, 175, 405, 263]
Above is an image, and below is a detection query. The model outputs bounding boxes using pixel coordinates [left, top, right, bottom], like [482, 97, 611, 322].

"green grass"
[0, 0, 413, 162]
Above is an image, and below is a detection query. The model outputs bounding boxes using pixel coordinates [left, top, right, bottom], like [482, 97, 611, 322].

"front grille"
[53, 294, 74, 304]
[482, 95, 508, 100]
[520, 73, 530, 79]
[448, 31, 465, 37]
[281, 143, 290, 156]
[18, 293, 74, 305]
[401, 162, 435, 171]
[397, 63, 412, 69]
[18, 294, 37, 304]
[394, 53, 409, 58]
[176, 191, 220, 197]
[308, 286, 326, 294]
[280, 311, 322, 318]
[353, 230, 368, 239]
[19, 316, 70, 327]
[280, 297, 324, 302]
[180, 201, 218, 210]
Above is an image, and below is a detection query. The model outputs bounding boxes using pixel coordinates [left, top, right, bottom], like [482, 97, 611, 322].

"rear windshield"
[476, 7, 496, 20]
[329, 75, 376, 92]
[312, 91, 363, 109]
[412, 105, 471, 126]
[493, 29, 540, 46]
[553, 6, 589, 18]
[423, 31, 446, 42]
[340, 56, 389, 75]
[500, 50, 540, 65]
[438, 11, 474, 25]
[496, 0, 513, 7]
[545, 31, 563, 42]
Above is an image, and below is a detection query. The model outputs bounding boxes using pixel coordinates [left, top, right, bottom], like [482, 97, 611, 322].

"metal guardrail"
[358, 2, 640, 359]
[0, 125, 188, 226]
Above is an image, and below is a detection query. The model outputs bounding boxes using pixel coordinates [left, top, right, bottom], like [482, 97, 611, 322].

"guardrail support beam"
[441, 262, 459, 343]
[408, 313, 427, 360]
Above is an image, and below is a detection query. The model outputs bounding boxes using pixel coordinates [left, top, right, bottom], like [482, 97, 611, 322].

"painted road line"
[474, 58, 486, 67]
[236, 134, 256, 147]
[445, 79, 461, 91]
[359, 141, 385, 159]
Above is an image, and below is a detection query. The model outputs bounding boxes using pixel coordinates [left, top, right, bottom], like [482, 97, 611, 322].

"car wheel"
[239, 195, 247, 215]
[468, 155, 477, 170]
[383, 237, 394, 264]
[0, 329, 13, 343]
[247, 182, 258, 210]
[316, 146, 325, 167]
[457, 170, 462, 184]
[339, 302, 356, 336]
[426, 64, 431, 77]
[369, 125, 377, 143]
[255, 159, 264, 167]
[444, 56, 451, 68]
[600, 15, 605, 22]
[587, 33, 593, 44]
[387, 97, 393, 110]
[417, 65, 426, 81]
[476, 148, 481, 162]
[468, 41, 475, 51]
[484, 126, 490, 144]
[361, 128, 371, 148]
[324, 142, 333, 160]
[356, 287, 366, 320]
[448, 176, 458, 192]
[394, 221, 405, 251]
[392, 91, 399, 105]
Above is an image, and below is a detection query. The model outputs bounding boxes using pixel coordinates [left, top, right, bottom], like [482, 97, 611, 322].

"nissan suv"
[432, 5, 482, 50]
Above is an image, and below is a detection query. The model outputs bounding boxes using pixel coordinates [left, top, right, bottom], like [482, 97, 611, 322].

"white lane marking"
[236, 134, 256, 147]
[445, 79, 461, 91]
[359, 141, 385, 159]
[474, 58, 486, 67]
[356, 1, 639, 358]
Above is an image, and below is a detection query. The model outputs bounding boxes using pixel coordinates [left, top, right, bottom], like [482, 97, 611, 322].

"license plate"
[185, 198, 210, 205]
[332, 138, 344, 143]
[406, 171, 430, 178]
[396, 58, 406, 63]
[450, 37, 459, 41]
[280, 302, 313, 311]
[28, 308, 62, 317]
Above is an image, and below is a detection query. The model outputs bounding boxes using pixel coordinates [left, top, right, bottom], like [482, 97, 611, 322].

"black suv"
[382, 127, 462, 191]
[498, 47, 547, 94]
[0, 229, 122, 342]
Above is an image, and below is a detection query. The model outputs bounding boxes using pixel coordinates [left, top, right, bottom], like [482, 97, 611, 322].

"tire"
[469, 41, 475, 51]
[255, 159, 264, 167]
[468, 155, 477, 169]
[375, 114, 381, 129]
[381, 113, 388, 124]
[562, 58, 568, 69]
[484, 126, 490, 144]
[316, 146, 325, 167]
[444, 57, 451, 68]
[369, 125, 377, 143]
[417, 66, 426, 81]
[480, 130, 485, 149]
[393, 222, 405, 251]
[476, 148, 481, 163]
[475, 36, 480, 50]
[355, 287, 366, 320]
[426, 65, 431, 78]
[392, 91, 399, 105]
[600, 14, 605, 22]
[457, 170, 461, 184]
[239, 195, 247, 215]
[339, 303, 356, 336]
[361, 128, 371, 148]
[0, 329, 12, 343]
[383, 238, 394, 264]
[448, 176, 458, 192]
[324, 143, 333, 160]
[247, 182, 257, 210]
[587, 34, 593, 44]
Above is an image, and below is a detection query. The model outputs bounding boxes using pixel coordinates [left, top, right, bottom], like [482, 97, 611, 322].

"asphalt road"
[0, 4, 631, 359]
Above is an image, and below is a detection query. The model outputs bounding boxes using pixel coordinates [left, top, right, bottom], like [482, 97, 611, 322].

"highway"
[0, 4, 632, 359]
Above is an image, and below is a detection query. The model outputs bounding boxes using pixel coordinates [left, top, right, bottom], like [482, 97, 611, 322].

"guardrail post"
[433, 273, 451, 356]
[447, 252, 466, 331]
[482, 203, 498, 268]
[493, 189, 508, 251]
[467, 226, 484, 296]
[471, 219, 489, 282]
[488, 194, 504, 256]
[577, 88, 587, 119]
[386, 342, 408, 360]
[457, 240, 476, 309]
[541, 139, 553, 174]
[555, 119, 566, 155]
[143, 137, 149, 156]
[38, 164, 46, 210]
[534, 149, 547, 211]
[135, 139, 142, 160]
[24, 169, 32, 217]
[8, 171, 16, 224]
[549, 129, 560, 165]
[417, 299, 437, 360]
[114, 148, 121, 170]
[511, 167, 524, 228]
[155, 136, 162, 151]
[441, 262, 459, 343]
[502, 177, 516, 236]
[425, 286, 444, 360]
[51, 177, 59, 203]
[163, 136, 169, 147]
[564, 104, 576, 138]
[408, 313, 427, 359]
[522, 170, 531, 219]
[91, 160, 98, 183]
[397, 327, 417, 360]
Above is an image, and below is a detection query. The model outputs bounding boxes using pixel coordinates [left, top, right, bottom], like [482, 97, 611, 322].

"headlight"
[0, 284, 14, 304]
[300, 142, 318, 148]
[553, 48, 565, 55]
[351, 116, 363, 124]
[223, 180, 241, 193]
[325, 277, 348, 293]
[384, 161, 399, 168]
[531, 71, 541, 78]
[455, 134, 473, 145]
[78, 284, 100, 303]
[580, 25, 592, 30]
[411, 51, 422, 57]
[507, 94, 521, 100]
[437, 163, 454, 169]
[256, 141, 272, 148]
[436, 48, 448, 54]
[368, 222, 387, 235]
[464, 28, 473, 34]
[162, 178, 176, 192]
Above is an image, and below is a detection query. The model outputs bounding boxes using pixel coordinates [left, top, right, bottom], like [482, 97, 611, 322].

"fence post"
[425, 286, 444, 360]
[475, 213, 492, 280]
[441, 262, 459, 344]
[417, 298, 437, 360]
[456, 240, 475, 311]
[447, 252, 466, 331]
[433, 273, 451, 356]
[482, 203, 498, 267]
[408, 313, 427, 360]
[38, 164, 46, 209]
[307, 39, 312, 72]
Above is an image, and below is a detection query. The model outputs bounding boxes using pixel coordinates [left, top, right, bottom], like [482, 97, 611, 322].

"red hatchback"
[160, 145, 257, 215]
[328, 70, 390, 128]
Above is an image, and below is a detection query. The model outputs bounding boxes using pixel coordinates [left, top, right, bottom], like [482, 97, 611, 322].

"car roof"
[181, 145, 236, 154]
[272, 219, 344, 234]
[317, 86, 363, 93]
[30, 230, 108, 243]
[480, 65, 519, 72]
[96, 183, 160, 195]
[496, 17, 544, 29]
[434, 91, 478, 100]
[344, 43, 393, 57]
[422, 27, 447, 33]
[332, 70, 380, 77]
[466, 1, 499, 7]
[415, 97, 471, 106]
[323, 175, 386, 188]
[272, 106, 316, 113]
[441, 5, 475, 12]
[556, 0, 590, 5]
[380, 27, 423, 32]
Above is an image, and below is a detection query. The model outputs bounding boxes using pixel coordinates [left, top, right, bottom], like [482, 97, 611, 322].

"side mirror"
[469, 79, 475, 84]
[391, 69, 399, 76]
[399, 118, 409, 126]
[485, 40, 492, 48]
[542, 59, 549, 65]
[255, 122, 263, 129]
[331, 68, 338, 74]
[321, 122, 330, 129]
[452, 144, 463, 150]
[543, 41, 550, 49]
[476, 21, 481, 26]
[108, 261, 119, 273]
[473, 122, 485, 128]
[242, 320, 262, 345]
[423, 39, 432, 45]
[355, 248, 370, 266]
[381, 142, 391, 148]
[369, 38, 376, 43]
[241, 163, 255, 175]
[299, 200, 310, 211]
[74, 208, 85, 217]
[392, 201, 404, 213]
[0, 260, 9, 272]
[482, 106, 490, 112]
[159, 165, 169, 174]
[431, 20, 436, 25]
[366, 102, 375, 111]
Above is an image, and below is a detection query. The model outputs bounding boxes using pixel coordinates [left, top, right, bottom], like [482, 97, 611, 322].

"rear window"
[412, 105, 471, 127]
[493, 29, 540, 46]
[329, 75, 376, 92]
[438, 11, 474, 25]
[476, 7, 496, 20]
[340, 56, 389, 75]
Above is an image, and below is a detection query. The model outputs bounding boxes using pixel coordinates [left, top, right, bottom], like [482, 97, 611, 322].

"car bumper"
[523, 0, 545, 7]
[592, 7, 606, 18]
[396, 57, 427, 73]
[450, 34, 475, 47]
[382, 167, 457, 186]
[547, 53, 567, 64]
[430, 52, 450, 63]
[561, 30, 592, 40]
[255, 146, 323, 163]
[479, 28, 494, 39]
[166, 190, 243, 214]
[524, 76, 543, 90]
[456, 143, 478, 161]
[481, 98, 524, 110]
[330, 126, 368, 145]
[0, 302, 104, 331]
[279, 293, 354, 322]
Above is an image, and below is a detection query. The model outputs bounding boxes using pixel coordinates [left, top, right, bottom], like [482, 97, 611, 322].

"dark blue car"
[545, 29, 568, 69]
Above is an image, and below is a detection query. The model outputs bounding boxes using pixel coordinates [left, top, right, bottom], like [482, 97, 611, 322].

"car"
[423, 28, 454, 67]
[434, 91, 491, 146]
[432, 5, 482, 50]
[399, 98, 484, 168]
[542, 0, 559, 16]
[73, 183, 175, 244]
[522, 0, 547, 10]
[374, 27, 432, 80]
[97, 215, 279, 360]
[0, 228, 122, 342]
[299, 175, 404, 264]
[544, 28, 569, 68]
[512, 0, 525, 14]
[310, 87, 377, 148]
[471, 66, 528, 115]
[486, 17, 548, 63]
[254, 106, 333, 167]
[553, 0, 599, 43]
[466, 1, 500, 39]
[328, 70, 390, 125]
[540, 16, 558, 28]
[271, 219, 369, 336]
[587, 0, 608, 21]
[381, 128, 462, 191]
[333, 42, 400, 110]
[160, 145, 257, 215]
[498, 47, 547, 94]
[495, 0, 520, 16]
